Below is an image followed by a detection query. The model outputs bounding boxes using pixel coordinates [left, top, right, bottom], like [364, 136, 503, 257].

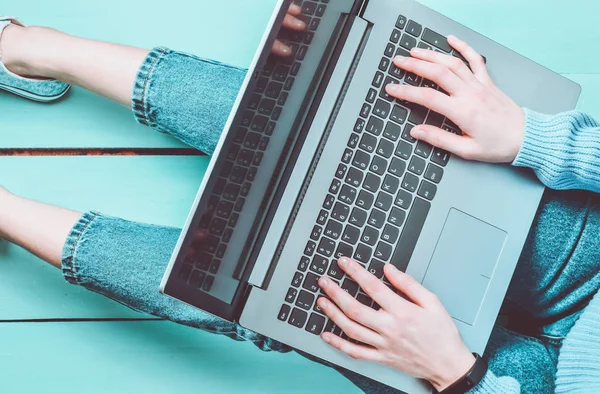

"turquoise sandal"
[0, 17, 70, 102]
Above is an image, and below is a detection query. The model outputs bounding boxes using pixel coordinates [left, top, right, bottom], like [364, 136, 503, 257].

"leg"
[1, 25, 246, 155]
[1, 24, 148, 107]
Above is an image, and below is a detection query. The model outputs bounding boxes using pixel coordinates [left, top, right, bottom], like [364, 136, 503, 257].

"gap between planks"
[0, 148, 206, 157]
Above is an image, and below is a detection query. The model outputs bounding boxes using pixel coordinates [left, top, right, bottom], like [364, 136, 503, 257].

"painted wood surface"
[1, 0, 599, 392]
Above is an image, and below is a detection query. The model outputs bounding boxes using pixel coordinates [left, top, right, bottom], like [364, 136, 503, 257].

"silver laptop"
[161, 0, 580, 392]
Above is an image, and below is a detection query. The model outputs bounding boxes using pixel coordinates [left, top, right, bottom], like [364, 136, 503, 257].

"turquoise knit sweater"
[469, 109, 600, 393]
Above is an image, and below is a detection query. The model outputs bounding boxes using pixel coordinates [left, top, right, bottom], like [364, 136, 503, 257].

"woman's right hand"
[385, 36, 526, 164]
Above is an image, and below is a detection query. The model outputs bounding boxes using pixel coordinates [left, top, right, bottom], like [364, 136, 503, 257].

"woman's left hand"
[317, 257, 476, 392]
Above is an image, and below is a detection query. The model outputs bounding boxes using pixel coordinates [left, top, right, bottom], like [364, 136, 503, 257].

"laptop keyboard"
[177, 0, 329, 293]
[279, 16, 466, 336]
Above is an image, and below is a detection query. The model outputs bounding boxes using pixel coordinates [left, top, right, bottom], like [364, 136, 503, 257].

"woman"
[1, 5, 599, 393]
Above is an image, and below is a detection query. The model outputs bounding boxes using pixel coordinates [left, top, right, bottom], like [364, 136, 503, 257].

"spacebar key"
[390, 197, 430, 272]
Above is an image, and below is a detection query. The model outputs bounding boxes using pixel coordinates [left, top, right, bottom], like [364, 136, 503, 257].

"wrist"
[429, 348, 476, 392]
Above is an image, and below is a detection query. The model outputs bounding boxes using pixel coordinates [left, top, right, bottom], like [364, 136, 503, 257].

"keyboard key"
[373, 99, 391, 119]
[323, 194, 335, 210]
[368, 209, 386, 229]
[356, 293, 373, 307]
[278, 304, 291, 321]
[309, 18, 320, 31]
[346, 167, 364, 188]
[335, 164, 348, 179]
[348, 133, 360, 149]
[390, 29, 402, 43]
[422, 28, 452, 52]
[317, 209, 329, 225]
[352, 150, 371, 171]
[401, 123, 417, 143]
[375, 191, 393, 211]
[342, 148, 354, 164]
[366, 116, 384, 136]
[360, 103, 371, 118]
[402, 173, 420, 193]
[342, 225, 361, 245]
[422, 78, 438, 90]
[381, 76, 400, 102]
[389, 207, 407, 226]
[370, 155, 388, 176]
[415, 141, 433, 159]
[203, 275, 215, 291]
[303, 272, 321, 293]
[383, 123, 402, 143]
[328, 259, 345, 280]
[366, 88, 378, 104]
[335, 242, 354, 260]
[306, 313, 326, 335]
[432, 148, 451, 167]
[302, 1, 317, 15]
[360, 133, 378, 153]
[265, 82, 283, 99]
[372, 71, 384, 88]
[424, 163, 444, 184]
[209, 259, 221, 274]
[296, 290, 315, 310]
[395, 141, 413, 161]
[405, 72, 422, 86]
[298, 257, 310, 272]
[329, 179, 342, 195]
[406, 20, 423, 37]
[356, 190, 374, 210]
[384, 43, 395, 58]
[381, 224, 400, 244]
[418, 42, 433, 51]
[354, 244, 372, 264]
[389, 61, 405, 79]
[368, 259, 385, 279]
[341, 278, 359, 297]
[390, 198, 431, 272]
[363, 173, 381, 192]
[310, 225, 323, 241]
[316, 4, 327, 17]
[273, 64, 290, 82]
[408, 156, 426, 176]
[189, 270, 206, 289]
[349, 207, 368, 227]
[407, 103, 428, 124]
[317, 237, 336, 257]
[339, 184, 357, 205]
[286, 287, 298, 303]
[396, 15, 407, 29]
[304, 240, 317, 256]
[418, 180, 438, 201]
[400, 34, 417, 50]
[382, 175, 400, 195]
[361, 226, 379, 246]
[388, 104, 409, 125]
[426, 111, 445, 128]
[388, 157, 407, 177]
[324, 220, 343, 240]
[376, 139, 395, 159]
[332, 202, 350, 222]
[354, 118, 366, 133]
[374, 241, 393, 261]
[289, 308, 308, 328]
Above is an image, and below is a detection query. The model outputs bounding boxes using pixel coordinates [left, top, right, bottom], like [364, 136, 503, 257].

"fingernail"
[388, 264, 398, 272]
[281, 45, 292, 54]
[319, 277, 329, 288]
[394, 55, 406, 63]
[338, 257, 349, 268]
[319, 298, 328, 310]
[295, 20, 306, 28]
[386, 83, 399, 93]
[323, 334, 332, 343]
[411, 127, 425, 139]
[412, 48, 423, 54]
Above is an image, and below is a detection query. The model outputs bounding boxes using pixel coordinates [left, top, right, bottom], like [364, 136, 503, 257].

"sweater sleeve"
[467, 370, 521, 393]
[512, 109, 600, 192]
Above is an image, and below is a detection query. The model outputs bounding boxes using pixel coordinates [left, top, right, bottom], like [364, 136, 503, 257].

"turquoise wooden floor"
[1, 0, 599, 392]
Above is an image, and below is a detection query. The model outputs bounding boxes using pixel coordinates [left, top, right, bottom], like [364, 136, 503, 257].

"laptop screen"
[163, 0, 360, 319]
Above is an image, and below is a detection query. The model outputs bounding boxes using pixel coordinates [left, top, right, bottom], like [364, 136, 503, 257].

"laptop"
[160, 0, 581, 392]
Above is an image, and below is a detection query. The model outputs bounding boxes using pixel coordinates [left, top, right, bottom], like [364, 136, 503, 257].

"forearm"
[513, 109, 600, 192]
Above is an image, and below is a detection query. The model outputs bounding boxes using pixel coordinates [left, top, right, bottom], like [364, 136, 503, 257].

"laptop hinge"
[247, 16, 372, 289]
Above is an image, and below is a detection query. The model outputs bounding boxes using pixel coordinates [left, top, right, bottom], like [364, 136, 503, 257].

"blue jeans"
[61, 48, 600, 393]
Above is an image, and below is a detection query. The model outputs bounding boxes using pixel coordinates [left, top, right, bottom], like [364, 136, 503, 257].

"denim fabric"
[131, 47, 246, 155]
[61, 48, 600, 393]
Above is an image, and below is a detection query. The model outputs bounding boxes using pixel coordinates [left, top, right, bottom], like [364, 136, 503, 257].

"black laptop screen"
[165, 0, 359, 318]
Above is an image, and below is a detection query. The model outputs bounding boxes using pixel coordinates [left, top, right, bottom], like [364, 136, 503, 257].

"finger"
[335, 257, 412, 312]
[409, 48, 479, 86]
[318, 297, 384, 347]
[318, 276, 384, 332]
[272, 39, 293, 57]
[447, 35, 491, 84]
[322, 331, 385, 362]
[384, 265, 440, 309]
[385, 83, 454, 117]
[409, 124, 477, 160]
[283, 13, 306, 31]
[287, 3, 302, 16]
[392, 55, 463, 94]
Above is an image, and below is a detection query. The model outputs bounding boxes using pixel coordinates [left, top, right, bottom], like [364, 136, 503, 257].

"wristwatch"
[438, 353, 488, 394]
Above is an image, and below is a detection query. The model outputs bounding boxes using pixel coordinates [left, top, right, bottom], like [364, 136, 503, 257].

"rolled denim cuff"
[62, 211, 101, 285]
[131, 47, 247, 155]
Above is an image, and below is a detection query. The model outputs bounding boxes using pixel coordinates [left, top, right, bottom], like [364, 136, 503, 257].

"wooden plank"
[0, 321, 361, 393]
[0, 0, 277, 149]
[0, 156, 208, 319]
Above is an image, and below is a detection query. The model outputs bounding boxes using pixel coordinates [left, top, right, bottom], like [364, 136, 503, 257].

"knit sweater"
[469, 109, 600, 393]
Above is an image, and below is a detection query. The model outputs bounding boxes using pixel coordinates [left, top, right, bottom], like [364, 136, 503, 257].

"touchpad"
[422, 209, 507, 325]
